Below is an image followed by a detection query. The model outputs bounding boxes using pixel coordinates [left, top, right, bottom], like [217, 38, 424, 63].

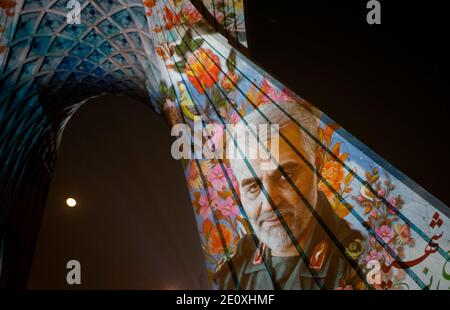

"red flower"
[185, 48, 221, 94]
[221, 71, 239, 92]
[144, 0, 156, 7]
[144, 0, 156, 16]
[163, 6, 181, 30]
[0, 0, 15, 16]
[208, 225, 233, 255]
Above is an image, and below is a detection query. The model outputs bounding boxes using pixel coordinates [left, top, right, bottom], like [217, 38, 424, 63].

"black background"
[246, 0, 450, 206]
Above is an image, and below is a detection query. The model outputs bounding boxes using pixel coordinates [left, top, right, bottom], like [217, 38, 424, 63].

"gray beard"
[253, 222, 294, 252]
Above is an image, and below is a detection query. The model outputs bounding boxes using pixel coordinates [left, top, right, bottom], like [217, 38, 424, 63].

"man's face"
[231, 122, 319, 253]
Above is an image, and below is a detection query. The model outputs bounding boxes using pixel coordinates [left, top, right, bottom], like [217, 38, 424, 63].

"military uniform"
[214, 192, 367, 290]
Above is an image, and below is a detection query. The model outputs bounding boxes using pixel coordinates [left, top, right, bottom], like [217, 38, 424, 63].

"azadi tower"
[0, 0, 448, 289]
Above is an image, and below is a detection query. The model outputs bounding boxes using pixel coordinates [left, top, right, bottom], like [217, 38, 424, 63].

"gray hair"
[232, 101, 319, 158]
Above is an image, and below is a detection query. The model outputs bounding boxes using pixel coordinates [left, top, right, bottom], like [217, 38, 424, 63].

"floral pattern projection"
[145, 0, 450, 289]
[199, 0, 247, 47]
[0, 0, 448, 290]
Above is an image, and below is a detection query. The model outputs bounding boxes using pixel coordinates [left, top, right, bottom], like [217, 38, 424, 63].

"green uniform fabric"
[214, 192, 368, 290]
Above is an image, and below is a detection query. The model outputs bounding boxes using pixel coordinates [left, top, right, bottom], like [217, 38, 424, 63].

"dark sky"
[246, 0, 450, 206]
[27, 1, 449, 289]
[28, 96, 209, 289]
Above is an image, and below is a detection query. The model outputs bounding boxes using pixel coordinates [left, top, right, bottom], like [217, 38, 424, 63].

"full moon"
[66, 198, 77, 207]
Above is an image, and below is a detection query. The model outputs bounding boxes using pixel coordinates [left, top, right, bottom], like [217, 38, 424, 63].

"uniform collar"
[297, 191, 339, 278]
[245, 241, 269, 274]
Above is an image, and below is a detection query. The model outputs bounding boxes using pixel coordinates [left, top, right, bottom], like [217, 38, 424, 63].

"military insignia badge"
[309, 241, 328, 270]
[253, 243, 266, 265]
[345, 238, 364, 261]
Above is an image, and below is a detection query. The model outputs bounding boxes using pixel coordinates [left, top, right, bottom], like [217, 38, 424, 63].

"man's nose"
[261, 177, 282, 212]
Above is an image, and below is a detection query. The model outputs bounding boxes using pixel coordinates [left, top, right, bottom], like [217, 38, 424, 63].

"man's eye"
[247, 183, 260, 194]
[280, 173, 292, 182]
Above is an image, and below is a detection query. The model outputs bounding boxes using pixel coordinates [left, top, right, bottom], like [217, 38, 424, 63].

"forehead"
[230, 123, 309, 181]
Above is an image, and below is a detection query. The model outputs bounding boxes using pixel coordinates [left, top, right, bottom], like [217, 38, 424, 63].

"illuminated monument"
[0, 0, 448, 289]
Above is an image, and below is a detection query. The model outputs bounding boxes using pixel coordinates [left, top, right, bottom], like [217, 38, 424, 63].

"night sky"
[28, 96, 209, 289]
[27, 1, 449, 289]
[246, 0, 450, 206]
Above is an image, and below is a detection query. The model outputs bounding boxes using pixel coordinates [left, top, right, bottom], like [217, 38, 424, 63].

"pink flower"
[207, 164, 229, 191]
[207, 164, 237, 192]
[357, 195, 365, 203]
[198, 194, 211, 219]
[230, 111, 240, 125]
[198, 189, 218, 219]
[214, 196, 239, 217]
[388, 197, 397, 207]
[387, 197, 398, 215]
[378, 189, 386, 197]
[213, 11, 224, 24]
[181, 3, 202, 24]
[365, 250, 382, 263]
[259, 79, 296, 104]
[375, 225, 395, 244]
[369, 210, 378, 219]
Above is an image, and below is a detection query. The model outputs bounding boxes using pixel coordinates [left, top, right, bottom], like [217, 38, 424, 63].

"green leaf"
[175, 29, 200, 56]
[181, 28, 193, 47]
[168, 85, 176, 101]
[183, 28, 192, 40]
[174, 42, 187, 57]
[159, 80, 168, 95]
[188, 38, 204, 52]
[227, 49, 237, 72]
[174, 60, 186, 72]
[211, 87, 227, 109]
[212, 87, 222, 102]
